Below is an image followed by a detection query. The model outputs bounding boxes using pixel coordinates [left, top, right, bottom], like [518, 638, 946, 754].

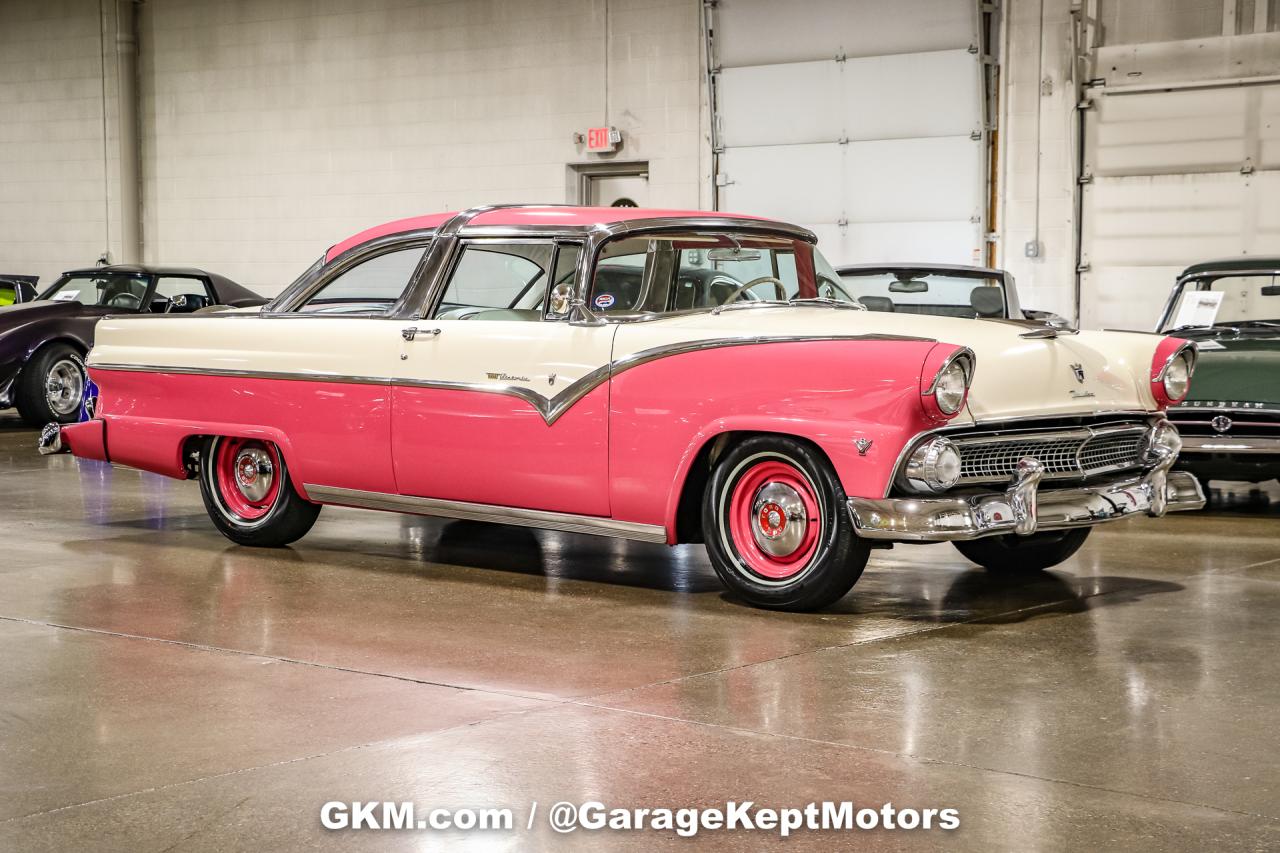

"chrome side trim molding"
[89, 332, 933, 426]
[304, 485, 669, 544]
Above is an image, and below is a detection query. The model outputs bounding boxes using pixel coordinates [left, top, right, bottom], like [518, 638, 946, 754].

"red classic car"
[43, 205, 1204, 611]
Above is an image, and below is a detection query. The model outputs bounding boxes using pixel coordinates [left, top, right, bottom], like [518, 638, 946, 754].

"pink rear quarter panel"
[608, 339, 942, 535]
[89, 368, 394, 497]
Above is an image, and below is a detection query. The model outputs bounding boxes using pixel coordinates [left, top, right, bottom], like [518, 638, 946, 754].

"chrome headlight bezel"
[903, 436, 963, 494]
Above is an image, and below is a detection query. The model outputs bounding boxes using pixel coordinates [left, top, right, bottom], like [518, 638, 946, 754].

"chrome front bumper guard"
[848, 446, 1205, 542]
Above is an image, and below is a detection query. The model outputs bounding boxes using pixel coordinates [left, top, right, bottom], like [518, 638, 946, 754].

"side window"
[296, 247, 425, 315]
[589, 234, 807, 315]
[434, 241, 553, 321]
[150, 277, 213, 313]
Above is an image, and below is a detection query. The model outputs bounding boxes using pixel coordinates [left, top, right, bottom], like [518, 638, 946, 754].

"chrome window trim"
[304, 485, 669, 543]
[89, 333, 934, 427]
[266, 231, 437, 316]
[428, 235, 559, 321]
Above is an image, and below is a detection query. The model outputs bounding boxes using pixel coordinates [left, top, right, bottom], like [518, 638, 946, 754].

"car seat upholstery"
[857, 295, 896, 312]
[969, 286, 1005, 318]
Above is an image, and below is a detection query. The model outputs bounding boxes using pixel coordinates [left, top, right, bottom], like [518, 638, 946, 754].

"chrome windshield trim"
[303, 485, 669, 543]
[89, 333, 934, 427]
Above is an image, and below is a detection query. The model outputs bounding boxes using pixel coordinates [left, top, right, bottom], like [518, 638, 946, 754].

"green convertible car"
[1160, 257, 1280, 484]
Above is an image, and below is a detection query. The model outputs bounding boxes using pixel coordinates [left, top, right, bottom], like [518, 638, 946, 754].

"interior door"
[391, 240, 616, 516]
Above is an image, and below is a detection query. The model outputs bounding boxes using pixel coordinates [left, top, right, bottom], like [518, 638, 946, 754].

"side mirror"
[547, 282, 573, 318]
[567, 297, 607, 326]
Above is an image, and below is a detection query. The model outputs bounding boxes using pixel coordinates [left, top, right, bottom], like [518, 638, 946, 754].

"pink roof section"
[324, 206, 772, 262]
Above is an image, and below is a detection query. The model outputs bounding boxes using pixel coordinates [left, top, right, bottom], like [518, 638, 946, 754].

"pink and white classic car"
[42, 206, 1205, 611]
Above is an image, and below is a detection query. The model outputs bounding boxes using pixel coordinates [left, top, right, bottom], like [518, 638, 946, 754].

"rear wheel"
[198, 436, 320, 546]
[16, 343, 86, 425]
[953, 528, 1091, 573]
[702, 436, 869, 611]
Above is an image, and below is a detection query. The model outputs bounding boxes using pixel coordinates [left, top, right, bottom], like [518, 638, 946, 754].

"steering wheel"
[816, 274, 858, 303]
[723, 276, 788, 304]
[106, 292, 142, 309]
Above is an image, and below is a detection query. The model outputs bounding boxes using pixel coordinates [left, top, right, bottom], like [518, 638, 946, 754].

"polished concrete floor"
[1, 412, 1278, 851]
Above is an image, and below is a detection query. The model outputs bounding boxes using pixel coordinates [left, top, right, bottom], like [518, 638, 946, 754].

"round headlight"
[904, 436, 963, 493]
[934, 360, 969, 415]
[1163, 352, 1192, 402]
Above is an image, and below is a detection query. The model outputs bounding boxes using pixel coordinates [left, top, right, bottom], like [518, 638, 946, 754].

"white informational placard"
[52, 290, 79, 302]
[1169, 290, 1223, 328]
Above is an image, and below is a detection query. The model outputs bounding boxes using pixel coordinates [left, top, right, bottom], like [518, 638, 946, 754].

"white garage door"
[1080, 83, 1280, 330]
[711, 0, 986, 266]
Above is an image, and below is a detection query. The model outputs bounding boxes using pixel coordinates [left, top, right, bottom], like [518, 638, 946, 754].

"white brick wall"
[0, 0, 121, 289]
[138, 0, 705, 294]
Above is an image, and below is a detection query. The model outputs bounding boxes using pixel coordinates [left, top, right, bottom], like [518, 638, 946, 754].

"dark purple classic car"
[0, 264, 264, 425]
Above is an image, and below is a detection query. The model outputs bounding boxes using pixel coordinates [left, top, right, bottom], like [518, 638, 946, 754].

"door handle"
[401, 327, 441, 342]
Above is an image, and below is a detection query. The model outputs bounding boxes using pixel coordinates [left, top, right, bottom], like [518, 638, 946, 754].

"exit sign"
[585, 126, 621, 153]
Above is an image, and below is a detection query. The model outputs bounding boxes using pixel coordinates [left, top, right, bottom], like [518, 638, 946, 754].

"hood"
[0, 299, 84, 324]
[1179, 331, 1280, 407]
[613, 307, 1166, 424]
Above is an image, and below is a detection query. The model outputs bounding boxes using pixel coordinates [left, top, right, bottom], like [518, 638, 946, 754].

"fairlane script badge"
[486, 372, 531, 382]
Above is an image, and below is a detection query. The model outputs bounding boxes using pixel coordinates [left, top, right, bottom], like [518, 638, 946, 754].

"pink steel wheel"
[213, 438, 282, 521]
[726, 459, 821, 580]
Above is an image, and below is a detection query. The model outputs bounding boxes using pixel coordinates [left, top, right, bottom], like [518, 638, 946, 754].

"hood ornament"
[1070, 363, 1085, 384]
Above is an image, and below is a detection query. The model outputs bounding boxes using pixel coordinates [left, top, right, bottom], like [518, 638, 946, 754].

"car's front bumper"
[847, 467, 1205, 542]
[1179, 435, 1280, 455]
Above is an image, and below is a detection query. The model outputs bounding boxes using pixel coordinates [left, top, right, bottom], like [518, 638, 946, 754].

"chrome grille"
[951, 423, 1151, 485]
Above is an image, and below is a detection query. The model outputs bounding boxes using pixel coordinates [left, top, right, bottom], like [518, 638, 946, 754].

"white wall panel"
[1080, 81, 1280, 330]
[718, 145, 844, 224]
[716, 0, 976, 66]
[718, 62, 842, 147]
[714, 0, 986, 267]
[844, 50, 981, 140]
[844, 136, 983, 223]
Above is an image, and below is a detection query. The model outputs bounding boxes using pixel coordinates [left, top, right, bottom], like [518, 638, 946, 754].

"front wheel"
[952, 528, 1091, 573]
[702, 436, 869, 611]
[198, 436, 320, 546]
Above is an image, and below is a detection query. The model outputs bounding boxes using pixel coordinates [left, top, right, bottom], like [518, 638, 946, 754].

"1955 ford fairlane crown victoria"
[42, 206, 1206, 611]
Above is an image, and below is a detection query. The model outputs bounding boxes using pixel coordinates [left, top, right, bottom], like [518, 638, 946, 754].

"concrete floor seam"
[0, 613, 566, 704]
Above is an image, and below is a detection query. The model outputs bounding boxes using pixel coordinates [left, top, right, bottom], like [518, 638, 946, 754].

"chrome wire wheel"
[44, 357, 85, 417]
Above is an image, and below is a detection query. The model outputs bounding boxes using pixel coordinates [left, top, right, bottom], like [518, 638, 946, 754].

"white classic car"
[44, 205, 1204, 611]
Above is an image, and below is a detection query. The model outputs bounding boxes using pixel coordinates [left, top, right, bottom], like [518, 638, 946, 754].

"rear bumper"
[39, 420, 107, 461]
[848, 469, 1205, 542]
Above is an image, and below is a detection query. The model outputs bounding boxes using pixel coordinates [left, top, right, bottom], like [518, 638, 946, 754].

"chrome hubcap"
[45, 358, 84, 416]
[750, 482, 808, 556]
[233, 447, 274, 501]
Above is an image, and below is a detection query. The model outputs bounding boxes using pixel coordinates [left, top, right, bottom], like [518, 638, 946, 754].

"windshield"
[836, 269, 1007, 318]
[1162, 273, 1280, 331]
[39, 272, 153, 310]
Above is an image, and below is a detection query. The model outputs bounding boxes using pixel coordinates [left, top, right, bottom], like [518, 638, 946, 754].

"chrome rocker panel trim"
[304, 485, 669, 544]
[847, 471, 1205, 542]
[1179, 435, 1280, 455]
